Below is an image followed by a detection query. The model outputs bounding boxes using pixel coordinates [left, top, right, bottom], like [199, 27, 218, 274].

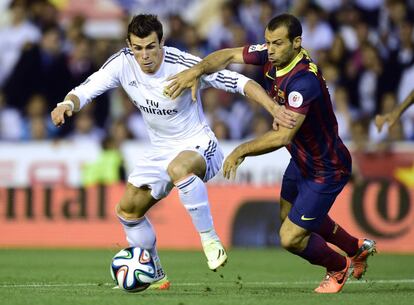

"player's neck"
[278, 49, 301, 70]
[275, 49, 304, 77]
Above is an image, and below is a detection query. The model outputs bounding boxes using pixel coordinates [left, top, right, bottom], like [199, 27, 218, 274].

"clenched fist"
[51, 104, 73, 127]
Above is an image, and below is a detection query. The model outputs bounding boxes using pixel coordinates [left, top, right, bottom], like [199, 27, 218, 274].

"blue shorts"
[281, 160, 349, 231]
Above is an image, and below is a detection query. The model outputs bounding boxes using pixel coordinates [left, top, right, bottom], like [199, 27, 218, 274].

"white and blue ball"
[110, 247, 156, 292]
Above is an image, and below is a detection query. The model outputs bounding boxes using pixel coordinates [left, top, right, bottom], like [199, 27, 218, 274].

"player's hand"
[51, 104, 73, 127]
[223, 152, 245, 180]
[165, 68, 200, 101]
[375, 110, 399, 132]
[272, 105, 296, 131]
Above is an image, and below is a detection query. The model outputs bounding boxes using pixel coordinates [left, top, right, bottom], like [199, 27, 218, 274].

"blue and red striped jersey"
[243, 44, 352, 183]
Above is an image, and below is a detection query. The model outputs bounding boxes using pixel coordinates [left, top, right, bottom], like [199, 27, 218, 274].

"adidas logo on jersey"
[129, 80, 138, 87]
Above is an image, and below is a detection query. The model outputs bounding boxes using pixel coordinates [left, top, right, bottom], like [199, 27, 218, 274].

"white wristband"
[57, 100, 75, 111]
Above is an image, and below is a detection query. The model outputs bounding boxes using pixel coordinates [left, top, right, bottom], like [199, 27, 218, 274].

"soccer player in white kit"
[51, 14, 292, 290]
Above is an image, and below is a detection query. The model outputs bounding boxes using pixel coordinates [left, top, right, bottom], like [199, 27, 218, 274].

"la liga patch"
[288, 91, 303, 108]
[248, 44, 267, 53]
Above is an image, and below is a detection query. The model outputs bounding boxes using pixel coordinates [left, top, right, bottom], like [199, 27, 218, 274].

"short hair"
[266, 14, 302, 42]
[127, 14, 163, 43]
[9, 0, 27, 9]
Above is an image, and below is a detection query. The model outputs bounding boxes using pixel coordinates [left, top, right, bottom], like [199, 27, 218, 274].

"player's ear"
[126, 38, 132, 49]
[159, 37, 165, 49]
[293, 36, 302, 50]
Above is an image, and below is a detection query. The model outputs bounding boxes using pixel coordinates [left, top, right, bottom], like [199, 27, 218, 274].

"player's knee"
[167, 163, 189, 182]
[279, 228, 304, 252]
[117, 202, 147, 219]
[117, 188, 150, 218]
[280, 233, 293, 251]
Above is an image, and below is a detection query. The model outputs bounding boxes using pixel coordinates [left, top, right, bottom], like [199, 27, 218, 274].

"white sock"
[200, 228, 220, 244]
[117, 215, 165, 278]
[117, 215, 158, 259]
[175, 175, 217, 235]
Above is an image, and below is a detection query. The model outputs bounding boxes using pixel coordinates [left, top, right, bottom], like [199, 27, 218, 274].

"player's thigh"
[128, 150, 175, 200]
[117, 183, 158, 218]
[167, 150, 206, 181]
[167, 137, 224, 182]
[288, 179, 348, 232]
[280, 198, 292, 223]
[280, 161, 299, 221]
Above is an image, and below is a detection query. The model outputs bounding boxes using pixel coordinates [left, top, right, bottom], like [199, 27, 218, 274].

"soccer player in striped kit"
[51, 14, 294, 290]
[166, 13, 376, 294]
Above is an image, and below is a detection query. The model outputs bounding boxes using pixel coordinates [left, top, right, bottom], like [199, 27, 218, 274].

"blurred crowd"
[1, 0, 414, 153]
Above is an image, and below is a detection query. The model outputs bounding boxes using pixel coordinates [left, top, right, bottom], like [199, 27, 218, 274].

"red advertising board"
[0, 181, 413, 252]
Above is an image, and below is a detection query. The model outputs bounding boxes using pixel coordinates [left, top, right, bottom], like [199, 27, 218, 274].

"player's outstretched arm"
[165, 47, 245, 100]
[244, 80, 296, 129]
[51, 94, 80, 127]
[223, 130, 287, 180]
[375, 89, 414, 132]
[223, 112, 305, 180]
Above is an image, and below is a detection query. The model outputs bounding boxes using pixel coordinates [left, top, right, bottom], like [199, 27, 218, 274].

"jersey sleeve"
[167, 47, 250, 95]
[200, 69, 251, 96]
[242, 44, 268, 66]
[285, 72, 322, 115]
[164, 48, 201, 72]
[69, 50, 123, 109]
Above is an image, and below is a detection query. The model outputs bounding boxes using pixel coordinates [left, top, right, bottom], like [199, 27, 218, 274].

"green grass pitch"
[0, 248, 413, 305]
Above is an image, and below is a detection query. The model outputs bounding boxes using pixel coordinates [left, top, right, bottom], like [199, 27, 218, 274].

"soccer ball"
[110, 247, 156, 292]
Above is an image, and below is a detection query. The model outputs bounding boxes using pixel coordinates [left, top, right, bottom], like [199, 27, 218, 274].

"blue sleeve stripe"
[164, 55, 198, 67]
[165, 51, 199, 65]
[101, 48, 133, 69]
[164, 59, 193, 68]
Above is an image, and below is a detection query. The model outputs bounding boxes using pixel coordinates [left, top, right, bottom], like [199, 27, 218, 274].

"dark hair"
[127, 14, 163, 43]
[9, 0, 27, 9]
[266, 13, 302, 42]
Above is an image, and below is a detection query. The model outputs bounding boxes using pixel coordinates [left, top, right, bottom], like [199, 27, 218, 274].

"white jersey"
[70, 46, 250, 148]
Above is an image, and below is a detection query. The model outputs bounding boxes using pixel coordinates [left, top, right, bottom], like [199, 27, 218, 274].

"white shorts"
[127, 133, 223, 200]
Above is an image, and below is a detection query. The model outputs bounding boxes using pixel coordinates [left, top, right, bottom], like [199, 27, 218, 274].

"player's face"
[265, 26, 301, 69]
[128, 32, 164, 74]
